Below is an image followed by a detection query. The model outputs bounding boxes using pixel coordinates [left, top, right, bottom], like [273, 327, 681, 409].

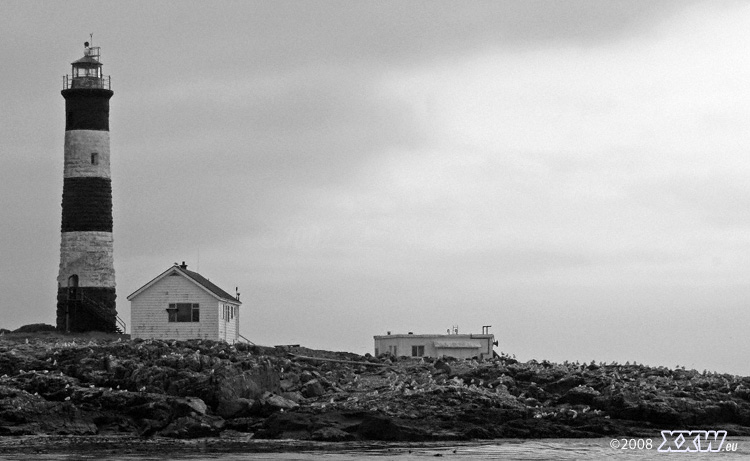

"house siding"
[131, 275, 220, 341]
[218, 301, 239, 343]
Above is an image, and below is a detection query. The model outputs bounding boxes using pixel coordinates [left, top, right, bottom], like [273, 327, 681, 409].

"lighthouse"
[57, 41, 118, 333]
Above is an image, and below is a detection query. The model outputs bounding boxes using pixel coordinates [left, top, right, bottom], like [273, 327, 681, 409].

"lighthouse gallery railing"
[63, 75, 111, 90]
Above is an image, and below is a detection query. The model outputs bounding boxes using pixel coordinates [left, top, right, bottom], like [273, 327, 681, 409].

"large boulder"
[13, 324, 56, 333]
[302, 379, 325, 398]
[356, 415, 430, 441]
[216, 397, 253, 419]
[210, 367, 280, 416]
[249, 391, 299, 416]
[544, 375, 585, 394]
[311, 426, 355, 441]
[11, 371, 80, 400]
[159, 414, 225, 438]
[0, 385, 98, 436]
[562, 385, 601, 405]
[172, 396, 208, 417]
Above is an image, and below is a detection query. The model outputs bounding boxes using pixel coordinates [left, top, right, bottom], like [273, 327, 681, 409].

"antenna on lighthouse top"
[84, 34, 94, 57]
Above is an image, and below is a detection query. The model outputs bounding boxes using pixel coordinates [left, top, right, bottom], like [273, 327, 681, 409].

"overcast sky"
[2, 0, 750, 375]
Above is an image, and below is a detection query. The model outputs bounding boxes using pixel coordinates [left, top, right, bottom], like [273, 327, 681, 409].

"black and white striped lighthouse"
[57, 41, 117, 332]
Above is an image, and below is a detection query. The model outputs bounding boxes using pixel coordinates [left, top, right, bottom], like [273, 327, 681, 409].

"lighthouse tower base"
[56, 230, 117, 333]
[56, 288, 117, 333]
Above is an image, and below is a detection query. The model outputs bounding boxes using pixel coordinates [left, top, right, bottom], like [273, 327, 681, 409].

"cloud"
[3, 1, 750, 374]
[225, 2, 750, 371]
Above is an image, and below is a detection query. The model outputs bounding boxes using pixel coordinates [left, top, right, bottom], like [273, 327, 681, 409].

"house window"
[167, 303, 199, 322]
[91, 153, 99, 165]
[411, 345, 425, 357]
[388, 345, 398, 356]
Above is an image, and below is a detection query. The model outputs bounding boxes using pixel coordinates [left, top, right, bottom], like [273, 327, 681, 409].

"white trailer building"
[374, 331, 496, 360]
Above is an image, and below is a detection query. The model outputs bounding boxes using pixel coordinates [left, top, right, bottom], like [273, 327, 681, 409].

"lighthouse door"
[67, 275, 79, 299]
[66, 275, 79, 333]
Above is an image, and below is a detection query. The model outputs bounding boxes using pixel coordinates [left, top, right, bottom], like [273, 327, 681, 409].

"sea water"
[2, 438, 749, 461]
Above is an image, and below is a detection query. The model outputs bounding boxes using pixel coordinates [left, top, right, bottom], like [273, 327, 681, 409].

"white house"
[127, 262, 242, 343]
[374, 332, 496, 360]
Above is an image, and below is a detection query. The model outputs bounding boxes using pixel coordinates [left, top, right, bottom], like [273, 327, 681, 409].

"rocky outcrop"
[0, 333, 749, 443]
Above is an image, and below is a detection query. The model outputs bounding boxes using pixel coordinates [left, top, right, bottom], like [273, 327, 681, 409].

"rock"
[223, 416, 264, 433]
[130, 365, 174, 393]
[544, 375, 584, 394]
[302, 379, 325, 398]
[14, 371, 80, 400]
[159, 414, 225, 438]
[524, 397, 540, 407]
[129, 401, 173, 434]
[104, 355, 119, 373]
[735, 385, 750, 401]
[261, 392, 299, 411]
[311, 426, 355, 441]
[563, 385, 600, 405]
[250, 392, 299, 416]
[13, 324, 56, 334]
[356, 415, 429, 441]
[92, 413, 135, 433]
[165, 371, 212, 400]
[1, 334, 750, 444]
[211, 367, 280, 412]
[253, 411, 317, 439]
[172, 396, 208, 417]
[281, 391, 304, 403]
[434, 360, 452, 375]
[525, 382, 548, 400]
[279, 378, 297, 392]
[299, 371, 314, 384]
[0, 424, 39, 435]
[216, 397, 253, 419]
[0, 385, 59, 424]
[462, 426, 494, 439]
[639, 401, 681, 425]
[53, 419, 98, 435]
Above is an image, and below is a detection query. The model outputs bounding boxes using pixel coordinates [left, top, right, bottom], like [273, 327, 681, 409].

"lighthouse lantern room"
[64, 42, 111, 90]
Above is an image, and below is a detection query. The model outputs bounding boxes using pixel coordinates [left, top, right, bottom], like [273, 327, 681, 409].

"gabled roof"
[179, 267, 238, 303]
[127, 264, 241, 304]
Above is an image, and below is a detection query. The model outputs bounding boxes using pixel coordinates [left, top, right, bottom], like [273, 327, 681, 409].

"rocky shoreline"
[1, 330, 749, 448]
